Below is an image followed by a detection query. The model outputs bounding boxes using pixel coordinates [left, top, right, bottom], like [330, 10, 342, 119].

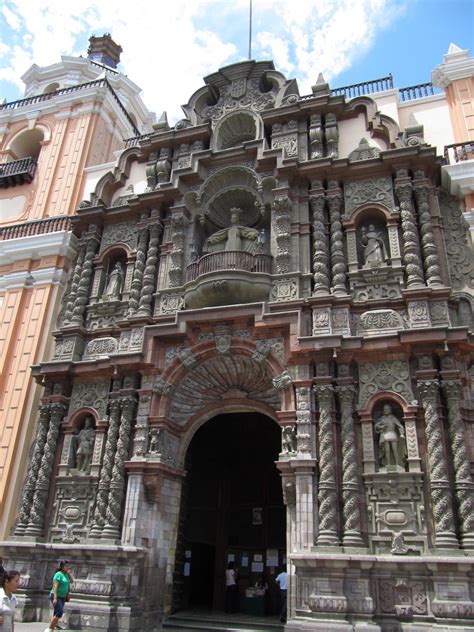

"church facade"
[1, 41, 474, 632]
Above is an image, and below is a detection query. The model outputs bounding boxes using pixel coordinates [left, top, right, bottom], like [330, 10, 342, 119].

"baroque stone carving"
[413, 184, 443, 287]
[137, 222, 163, 315]
[374, 404, 406, 470]
[395, 176, 425, 288]
[128, 227, 148, 314]
[361, 224, 388, 267]
[327, 190, 347, 295]
[343, 176, 393, 216]
[270, 277, 298, 302]
[281, 426, 297, 454]
[309, 114, 323, 158]
[439, 190, 474, 290]
[103, 262, 125, 300]
[69, 380, 110, 419]
[168, 213, 186, 288]
[83, 337, 118, 359]
[358, 360, 415, 408]
[74, 417, 96, 473]
[348, 137, 380, 162]
[100, 221, 137, 252]
[358, 309, 404, 335]
[310, 193, 330, 295]
[272, 196, 292, 274]
[272, 369, 292, 390]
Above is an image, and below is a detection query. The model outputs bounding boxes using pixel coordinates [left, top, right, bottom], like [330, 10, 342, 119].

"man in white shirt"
[275, 567, 288, 623]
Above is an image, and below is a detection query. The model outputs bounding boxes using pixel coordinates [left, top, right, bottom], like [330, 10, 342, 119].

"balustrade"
[186, 251, 272, 282]
[0, 156, 37, 187]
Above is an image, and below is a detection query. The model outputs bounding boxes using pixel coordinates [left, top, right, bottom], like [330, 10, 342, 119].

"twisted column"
[14, 405, 51, 535]
[413, 185, 443, 287]
[272, 197, 292, 274]
[25, 402, 66, 536]
[336, 386, 364, 547]
[168, 214, 186, 287]
[395, 180, 425, 288]
[310, 194, 330, 295]
[89, 399, 122, 537]
[63, 244, 86, 324]
[138, 222, 162, 315]
[417, 380, 458, 548]
[441, 381, 474, 549]
[314, 384, 339, 546]
[70, 235, 99, 326]
[128, 227, 149, 314]
[327, 190, 347, 295]
[103, 397, 136, 540]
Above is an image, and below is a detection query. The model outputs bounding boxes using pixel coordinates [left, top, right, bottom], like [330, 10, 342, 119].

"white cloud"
[0, 0, 406, 120]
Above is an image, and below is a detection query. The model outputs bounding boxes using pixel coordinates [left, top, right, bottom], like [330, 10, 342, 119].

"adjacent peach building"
[0, 36, 154, 537]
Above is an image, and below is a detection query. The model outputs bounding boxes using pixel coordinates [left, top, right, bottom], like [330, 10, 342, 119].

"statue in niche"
[282, 426, 297, 454]
[149, 427, 162, 454]
[75, 417, 95, 473]
[374, 404, 406, 470]
[361, 224, 388, 267]
[203, 207, 259, 253]
[103, 262, 125, 300]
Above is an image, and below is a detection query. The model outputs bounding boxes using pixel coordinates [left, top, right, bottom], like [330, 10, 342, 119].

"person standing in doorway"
[225, 561, 239, 614]
[0, 570, 20, 632]
[275, 566, 288, 623]
[45, 561, 73, 632]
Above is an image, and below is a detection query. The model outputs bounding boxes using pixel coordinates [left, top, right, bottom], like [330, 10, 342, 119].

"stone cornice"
[432, 48, 474, 88]
[0, 230, 78, 266]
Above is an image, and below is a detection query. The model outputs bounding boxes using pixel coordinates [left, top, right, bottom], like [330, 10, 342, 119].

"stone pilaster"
[14, 405, 51, 535]
[128, 227, 149, 314]
[103, 397, 137, 540]
[70, 226, 101, 326]
[394, 173, 425, 288]
[25, 402, 67, 537]
[336, 385, 364, 547]
[417, 380, 458, 548]
[327, 184, 347, 296]
[89, 398, 122, 538]
[413, 180, 443, 287]
[272, 196, 292, 274]
[295, 386, 313, 457]
[63, 243, 86, 324]
[314, 384, 339, 546]
[138, 221, 162, 315]
[132, 393, 151, 458]
[441, 380, 474, 549]
[168, 213, 186, 288]
[310, 189, 330, 295]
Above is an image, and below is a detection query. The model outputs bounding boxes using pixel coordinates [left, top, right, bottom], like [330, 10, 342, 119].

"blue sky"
[0, 0, 472, 121]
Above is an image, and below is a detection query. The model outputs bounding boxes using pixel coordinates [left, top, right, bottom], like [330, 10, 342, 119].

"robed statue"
[75, 417, 95, 473]
[361, 224, 388, 267]
[374, 404, 406, 469]
[203, 207, 259, 253]
[103, 262, 125, 300]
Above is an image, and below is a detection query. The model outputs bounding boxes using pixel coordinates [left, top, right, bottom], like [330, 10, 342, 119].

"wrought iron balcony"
[444, 141, 474, 165]
[0, 157, 37, 188]
[186, 251, 272, 282]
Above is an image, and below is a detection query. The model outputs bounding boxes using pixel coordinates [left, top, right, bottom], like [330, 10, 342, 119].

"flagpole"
[248, 0, 253, 60]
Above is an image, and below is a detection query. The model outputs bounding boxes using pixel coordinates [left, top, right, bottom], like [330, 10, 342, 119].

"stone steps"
[162, 611, 284, 632]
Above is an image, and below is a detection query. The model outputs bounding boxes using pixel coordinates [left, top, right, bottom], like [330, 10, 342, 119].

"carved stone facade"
[5, 57, 473, 632]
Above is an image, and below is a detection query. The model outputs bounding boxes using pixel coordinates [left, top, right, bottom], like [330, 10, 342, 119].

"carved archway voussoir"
[343, 201, 399, 228]
[64, 406, 101, 431]
[95, 242, 133, 263]
[359, 391, 418, 418]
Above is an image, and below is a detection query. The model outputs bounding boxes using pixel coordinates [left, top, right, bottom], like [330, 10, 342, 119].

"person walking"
[0, 570, 21, 632]
[45, 561, 73, 632]
[275, 567, 288, 623]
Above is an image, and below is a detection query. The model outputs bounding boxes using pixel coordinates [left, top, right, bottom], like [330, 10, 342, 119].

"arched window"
[9, 128, 44, 161]
[43, 82, 60, 95]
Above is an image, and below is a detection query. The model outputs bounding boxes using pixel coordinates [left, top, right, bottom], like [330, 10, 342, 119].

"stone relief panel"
[69, 380, 110, 418]
[343, 177, 394, 217]
[82, 337, 118, 360]
[358, 309, 405, 336]
[169, 355, 280, 424]
[439, 191, 474, 291]
[49, 479, 97, 543]
[379, 579, 428, 618]
[358, 360, 415, 408]
[118, 327, 145, 354]
[99, 221, 137, 253]
[270, 277, 299, 302]
[52, 336, 85, 362]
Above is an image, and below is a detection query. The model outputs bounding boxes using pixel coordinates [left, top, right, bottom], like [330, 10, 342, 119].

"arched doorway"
[173, 412, 286, 614]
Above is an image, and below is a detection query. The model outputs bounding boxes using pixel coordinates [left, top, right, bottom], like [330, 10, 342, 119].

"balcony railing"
[444, 141, 474, 165]
[186, 251, 273, 282]
[399, 82, 438, 101]
[330, 75, 394, 98]
[0, 215, 72, 240]
[0, 157, 37, 188]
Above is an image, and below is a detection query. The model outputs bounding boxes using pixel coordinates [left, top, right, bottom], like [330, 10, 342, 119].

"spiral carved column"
[441, 380, 474, 549]
[413, 184, 443, 287]
[128, 227, 149, 314]
[310, 193, 330, 295]
[336, 386, 364, 547]
[102, 397, 137, 540]
[395, 178, 425, 288]
[138, 221, 162, 315]
[25, 402, 67, 536]
[168, 213, 186, 288]
[89, 399, 122, 538]
[14, 405, 51, 535]
[327, 188, 347, 296]
[63, 244, 86, 324]
[314, 384, 340, 546]
[417, 380, 458, 548]
[70, 232, 100, 326]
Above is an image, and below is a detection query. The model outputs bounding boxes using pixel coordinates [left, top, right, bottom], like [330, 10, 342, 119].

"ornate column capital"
[313, 383, 334, 405]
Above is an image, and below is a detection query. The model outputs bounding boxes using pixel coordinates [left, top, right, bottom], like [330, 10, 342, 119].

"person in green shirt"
[44, 561, 73, 632]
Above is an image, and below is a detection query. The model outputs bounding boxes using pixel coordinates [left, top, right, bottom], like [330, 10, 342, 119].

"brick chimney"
[87, 33, 122, 69]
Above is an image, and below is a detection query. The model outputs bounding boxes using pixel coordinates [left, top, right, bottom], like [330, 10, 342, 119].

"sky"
[0, 0, 473, 123]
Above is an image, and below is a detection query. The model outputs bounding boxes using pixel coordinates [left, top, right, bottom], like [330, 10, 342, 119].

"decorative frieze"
[52, 335, 85, 362]
[358, 309, 404, 335]
[343, 176, 393, 217]
[100, 221, 137, 253]
[83, 337, 118, 360]
[69, 380, 110, 419]
[271, 120, 298, 158]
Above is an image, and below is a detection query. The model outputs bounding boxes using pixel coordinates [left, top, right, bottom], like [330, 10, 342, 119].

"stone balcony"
[0, 157, 37, 188]
[442, 141, 474, 199]
[184, 250, 273, 308]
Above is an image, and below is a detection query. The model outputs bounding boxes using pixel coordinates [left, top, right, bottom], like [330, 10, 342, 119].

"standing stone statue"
[374, 404, 406, 469]
[149, 428, 162, 454]
[103, 262, 125, 300]
[361, 224, 388, 266]
[75, 417, 96, 473]
[203, 208, 259, 253]
[282, 426, 297, 454]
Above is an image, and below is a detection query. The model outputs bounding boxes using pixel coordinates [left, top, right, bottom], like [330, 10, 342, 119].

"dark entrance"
[173, 412, 286, 612]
